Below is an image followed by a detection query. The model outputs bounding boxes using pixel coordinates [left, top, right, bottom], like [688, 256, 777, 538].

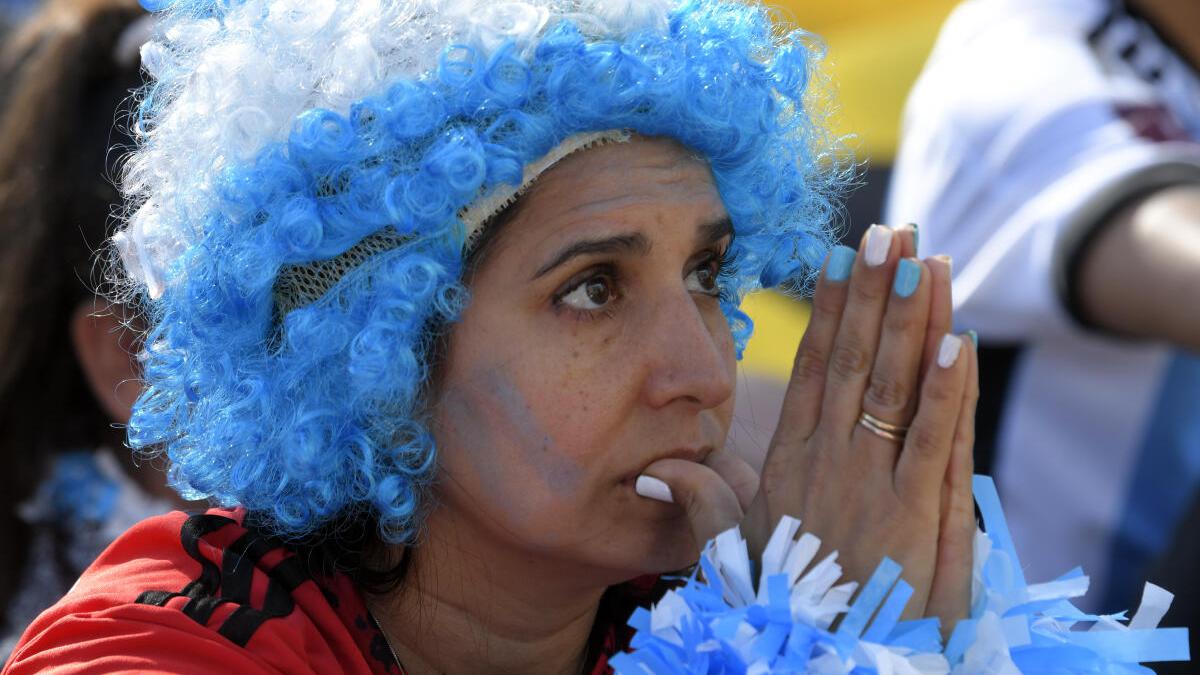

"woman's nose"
[638, 289, 736, 411]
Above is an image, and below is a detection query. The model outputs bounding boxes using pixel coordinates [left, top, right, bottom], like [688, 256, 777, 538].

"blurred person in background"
[888, 0, 1200, 642]
[0, 0, 39, 35]
[0, 0, 184, 659]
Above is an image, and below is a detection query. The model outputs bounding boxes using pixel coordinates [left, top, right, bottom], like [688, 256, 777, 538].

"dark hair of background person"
[0, 0, 143, 611]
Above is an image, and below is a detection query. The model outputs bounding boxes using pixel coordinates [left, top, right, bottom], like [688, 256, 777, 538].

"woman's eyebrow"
[697, 215, 733, 247]
[532, 232, 651, 280]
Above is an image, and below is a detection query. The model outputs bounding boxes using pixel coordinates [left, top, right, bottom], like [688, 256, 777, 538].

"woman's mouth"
[618, 446, 713, 485]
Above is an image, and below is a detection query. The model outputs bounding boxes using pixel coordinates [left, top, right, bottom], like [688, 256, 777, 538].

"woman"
[7, 0, 1148, 672]
[0, 0, 185, 660]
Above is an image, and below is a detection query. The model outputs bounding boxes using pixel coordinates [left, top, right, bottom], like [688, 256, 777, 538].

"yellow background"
[739, 0, 959, 382]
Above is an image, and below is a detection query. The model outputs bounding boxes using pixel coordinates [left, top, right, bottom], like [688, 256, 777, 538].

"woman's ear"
[70, 299, 141, 424]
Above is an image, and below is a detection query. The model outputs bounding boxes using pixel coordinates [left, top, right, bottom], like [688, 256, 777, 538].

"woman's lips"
[619, 446, 713, 485]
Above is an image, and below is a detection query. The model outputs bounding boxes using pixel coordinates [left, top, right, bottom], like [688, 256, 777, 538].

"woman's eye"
[685, 259, 721, 296]
[560, 274, 616, 310]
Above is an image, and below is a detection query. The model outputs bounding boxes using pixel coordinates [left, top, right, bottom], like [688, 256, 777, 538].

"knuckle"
[790, 345, 829, 386]
[883, 309, 920, 336]
[849, 281, 883, 306]
[922, 380, 959, 406]
[953, 425, 975, 453]
[680, 485, 710, 516]
[947, 494, 976, 524]
[829, 342, 872, 381]
[865, 374, 909, 411]
[907, 424, 945, 461]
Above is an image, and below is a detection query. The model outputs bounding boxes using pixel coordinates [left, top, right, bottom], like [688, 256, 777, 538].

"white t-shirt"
[887, 0, 1200, 609]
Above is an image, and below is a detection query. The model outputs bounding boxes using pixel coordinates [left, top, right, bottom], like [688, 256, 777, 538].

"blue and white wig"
[113, 0, 846, 542]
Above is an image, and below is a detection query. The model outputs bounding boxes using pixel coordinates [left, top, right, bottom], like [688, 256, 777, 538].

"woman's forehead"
[512, 137, 726, 240]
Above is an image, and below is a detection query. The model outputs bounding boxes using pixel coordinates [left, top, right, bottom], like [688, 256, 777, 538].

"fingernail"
[932, 254, 952, 275]
[635, 475, 674, 503]
[825, 245, 855, 283]
[893, 258, 921, 298]
[908, 223, 920, 252]
[937, 334, 963, 368]
[864, 225, 893, 267]
[966, 329, 978, 349]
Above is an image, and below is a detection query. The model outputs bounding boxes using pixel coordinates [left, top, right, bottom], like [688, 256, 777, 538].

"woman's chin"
[619, 521, 703, 576]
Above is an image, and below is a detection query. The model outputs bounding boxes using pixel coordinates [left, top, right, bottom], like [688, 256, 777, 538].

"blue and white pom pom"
[611, 476, 1189, 674]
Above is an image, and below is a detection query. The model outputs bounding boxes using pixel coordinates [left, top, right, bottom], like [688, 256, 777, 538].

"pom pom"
[613, 476, 1190, 674]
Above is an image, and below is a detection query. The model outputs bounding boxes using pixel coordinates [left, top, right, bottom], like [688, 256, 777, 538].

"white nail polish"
[864, 225, 893, 267]
[635, 475, 674, 503]
[938, 334, 963, 368]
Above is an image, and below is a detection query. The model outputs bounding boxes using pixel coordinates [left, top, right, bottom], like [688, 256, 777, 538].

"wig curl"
[115, 0, 848, 542]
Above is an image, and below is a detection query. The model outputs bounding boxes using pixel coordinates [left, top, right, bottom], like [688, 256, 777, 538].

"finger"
[819, 224, 902, 434]
[703, 447, 760, 513]
[856, 258, 932, 470]
[638, 458, 745, 548]
[772, 244, 855, 446]
[924, 331, 978, 632]
[921, 256, 953, 375]
[897, 223, 918, 259]
[894, 332, 969, 510]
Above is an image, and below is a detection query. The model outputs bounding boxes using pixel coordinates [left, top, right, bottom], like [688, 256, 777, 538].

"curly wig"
[115, 0, 848, 543]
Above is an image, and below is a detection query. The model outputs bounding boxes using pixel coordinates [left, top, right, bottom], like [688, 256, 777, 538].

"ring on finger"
[857, 411, 908, 443]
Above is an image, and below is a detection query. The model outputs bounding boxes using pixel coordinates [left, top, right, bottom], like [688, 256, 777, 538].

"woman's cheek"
[436, 367, 590, 514]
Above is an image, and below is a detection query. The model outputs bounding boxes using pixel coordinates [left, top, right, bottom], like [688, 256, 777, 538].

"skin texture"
[371, 137, 977, 673]
[740, 232, 977, 626]
[1077, 185, 1200, 351]
[433, 137, 742, 576]
[377, 137, 747, 674]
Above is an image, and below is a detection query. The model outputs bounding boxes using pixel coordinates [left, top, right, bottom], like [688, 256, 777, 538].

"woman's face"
[431, 136, 737, 580]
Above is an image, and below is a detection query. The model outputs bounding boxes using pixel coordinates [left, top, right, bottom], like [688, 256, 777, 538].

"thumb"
[638, 457, 745, 551]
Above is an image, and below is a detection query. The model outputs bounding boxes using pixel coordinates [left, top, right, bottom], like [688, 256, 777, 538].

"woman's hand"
[738, 224, 978, 629]
[640, 224, 977, 630]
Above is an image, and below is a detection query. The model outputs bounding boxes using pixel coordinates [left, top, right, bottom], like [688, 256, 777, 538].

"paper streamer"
[611, 475, 1190, 674]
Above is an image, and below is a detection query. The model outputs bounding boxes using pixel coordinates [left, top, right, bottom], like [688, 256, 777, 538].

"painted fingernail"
[932, 254, 952, 275]
[635, 475, 674, 503]
[908, 223, 920, 252]
[825, 245, 855, 282]
[864, 225, 893, 267]
[937, 334, 963, 368]
[893, 258, 921, 298]
[966, 329, 978, 349]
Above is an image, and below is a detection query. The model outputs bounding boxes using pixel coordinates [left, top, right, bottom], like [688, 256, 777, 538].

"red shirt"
[4, 508, 651, 674]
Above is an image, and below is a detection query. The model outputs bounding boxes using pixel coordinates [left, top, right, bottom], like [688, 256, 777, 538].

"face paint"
[438, 367, 585, 500]
[426, 138, 737, 576]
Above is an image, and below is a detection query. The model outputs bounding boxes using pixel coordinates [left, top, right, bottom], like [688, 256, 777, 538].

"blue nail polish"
[893, 258, 920, 297]
[909, 223, 920, 252]
[966, 329, 978, 349]
[825, 245, 855, 282]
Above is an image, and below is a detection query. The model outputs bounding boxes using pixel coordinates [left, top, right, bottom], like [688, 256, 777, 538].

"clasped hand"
[644, 225, 979, 632]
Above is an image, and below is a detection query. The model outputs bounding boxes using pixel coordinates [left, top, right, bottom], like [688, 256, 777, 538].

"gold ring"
[857, 411, 908, 443]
